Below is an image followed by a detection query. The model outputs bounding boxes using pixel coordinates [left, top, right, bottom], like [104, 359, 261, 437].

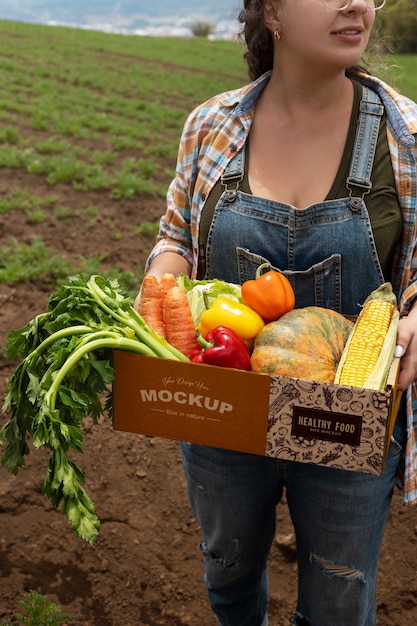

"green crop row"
[0, 21, 413, 201]
[0, 20, 248, 203]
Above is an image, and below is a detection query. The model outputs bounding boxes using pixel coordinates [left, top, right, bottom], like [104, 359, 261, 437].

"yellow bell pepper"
[198, 297, 265, 342]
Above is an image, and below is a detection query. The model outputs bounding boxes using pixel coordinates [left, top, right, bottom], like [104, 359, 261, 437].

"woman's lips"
[331, 27, 363, 42]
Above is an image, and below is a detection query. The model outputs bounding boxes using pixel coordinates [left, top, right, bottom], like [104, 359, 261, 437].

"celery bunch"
[0, 274, 187, 543]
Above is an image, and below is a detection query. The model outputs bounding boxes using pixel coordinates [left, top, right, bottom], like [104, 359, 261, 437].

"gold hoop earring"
[273, 30, 281, 42]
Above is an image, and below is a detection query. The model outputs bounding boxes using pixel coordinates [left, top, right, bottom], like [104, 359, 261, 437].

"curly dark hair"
[238, 0, 274, 81]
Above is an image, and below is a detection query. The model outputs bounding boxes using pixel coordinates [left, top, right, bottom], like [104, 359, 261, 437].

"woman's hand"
[396, 303, 417, 390]
[134, 252, 192, 311]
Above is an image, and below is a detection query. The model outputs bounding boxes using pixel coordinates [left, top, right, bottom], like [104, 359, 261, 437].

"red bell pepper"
[190, 326, 251, 371]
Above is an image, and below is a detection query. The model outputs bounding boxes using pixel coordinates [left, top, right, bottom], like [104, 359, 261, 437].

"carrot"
[163, 285, 197, 358]
[137, 274, 165, 338]
[160, 273, 177, 303]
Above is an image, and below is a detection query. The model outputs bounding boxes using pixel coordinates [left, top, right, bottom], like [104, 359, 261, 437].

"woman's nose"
[342, 0, 369, 13]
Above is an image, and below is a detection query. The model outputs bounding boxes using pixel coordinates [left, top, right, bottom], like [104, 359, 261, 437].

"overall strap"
[220, 144, 246, 202]
[347, 85, 384, 210]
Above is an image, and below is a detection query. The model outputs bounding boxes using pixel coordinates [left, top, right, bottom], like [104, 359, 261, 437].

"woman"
[140, 0, 417, 624]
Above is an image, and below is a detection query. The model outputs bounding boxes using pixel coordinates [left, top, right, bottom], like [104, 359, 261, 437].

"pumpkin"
[250, 306, 353, 383]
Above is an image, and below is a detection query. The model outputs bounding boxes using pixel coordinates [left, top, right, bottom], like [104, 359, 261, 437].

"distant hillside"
[0, 0, 241, 33]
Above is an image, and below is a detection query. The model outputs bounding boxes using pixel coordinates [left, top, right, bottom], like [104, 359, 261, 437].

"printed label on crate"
[291, 406, 362, 446]
[138, 385, 235, 417]
[112, 351, 271, 455]
[265, 375, 392, 474]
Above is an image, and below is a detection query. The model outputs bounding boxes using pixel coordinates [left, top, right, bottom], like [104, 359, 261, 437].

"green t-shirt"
[200, 80, 402, 280]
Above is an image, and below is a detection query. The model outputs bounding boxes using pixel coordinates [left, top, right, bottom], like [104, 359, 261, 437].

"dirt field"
[1, 168, 417, 625]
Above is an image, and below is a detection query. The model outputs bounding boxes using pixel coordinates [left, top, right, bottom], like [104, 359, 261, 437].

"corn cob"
[334, 283, 398, 390]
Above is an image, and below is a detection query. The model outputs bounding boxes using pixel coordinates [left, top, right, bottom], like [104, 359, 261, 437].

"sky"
[0, 1, 242, 34]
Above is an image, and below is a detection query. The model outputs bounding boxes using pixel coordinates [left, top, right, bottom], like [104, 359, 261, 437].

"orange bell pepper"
[241, 263, 295, 322]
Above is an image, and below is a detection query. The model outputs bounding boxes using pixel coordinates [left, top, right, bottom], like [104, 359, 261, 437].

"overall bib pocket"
[236, 247, 343, 311]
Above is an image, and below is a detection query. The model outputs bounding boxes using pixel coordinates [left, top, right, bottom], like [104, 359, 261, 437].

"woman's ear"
[263, 0, 281, 32]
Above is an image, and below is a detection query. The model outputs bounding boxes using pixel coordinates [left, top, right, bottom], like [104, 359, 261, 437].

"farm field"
[0, 19, 417, 625]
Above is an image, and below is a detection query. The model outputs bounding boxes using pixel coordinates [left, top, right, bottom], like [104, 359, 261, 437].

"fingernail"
[394, 345, 404, 358]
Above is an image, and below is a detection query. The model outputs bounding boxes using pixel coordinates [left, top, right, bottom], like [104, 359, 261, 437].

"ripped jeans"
[179, 411, 406, 626]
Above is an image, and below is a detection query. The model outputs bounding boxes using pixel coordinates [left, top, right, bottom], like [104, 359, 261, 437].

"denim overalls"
[180, 87, 406, 626]
[205, 87, 385, 316]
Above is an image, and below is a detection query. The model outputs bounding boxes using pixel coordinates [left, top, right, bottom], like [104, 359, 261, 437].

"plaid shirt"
[147, 70, 417, 502]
